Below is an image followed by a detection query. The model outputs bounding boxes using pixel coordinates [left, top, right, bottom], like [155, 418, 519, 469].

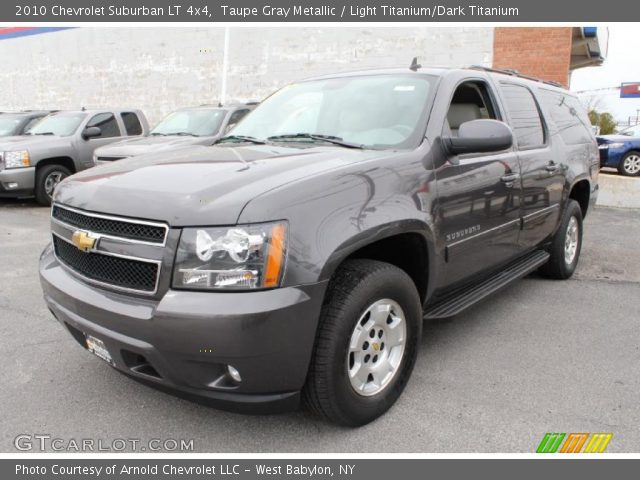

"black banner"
[2, 0, 637, 22]
[4, 459, 640, 480]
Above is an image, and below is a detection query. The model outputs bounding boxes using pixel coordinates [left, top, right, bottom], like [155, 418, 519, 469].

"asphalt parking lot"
[1, 198, 639, 453]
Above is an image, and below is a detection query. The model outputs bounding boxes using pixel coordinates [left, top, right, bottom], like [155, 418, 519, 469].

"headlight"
[172, 222, 287, 290]
[3, 150, 30, 168]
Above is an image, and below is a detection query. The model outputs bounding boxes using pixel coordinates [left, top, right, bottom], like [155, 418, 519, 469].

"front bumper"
[39, 244, 327, 414]
[0, 167, 35, 196]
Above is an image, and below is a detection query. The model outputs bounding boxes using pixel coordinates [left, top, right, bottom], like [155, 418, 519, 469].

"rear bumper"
[0, 167, 35, 196]
[39, 244, 327, 414]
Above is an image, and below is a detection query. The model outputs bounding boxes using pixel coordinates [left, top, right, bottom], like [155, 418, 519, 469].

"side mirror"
[444, 119, 513, 156]
[82, 126, 102, 140]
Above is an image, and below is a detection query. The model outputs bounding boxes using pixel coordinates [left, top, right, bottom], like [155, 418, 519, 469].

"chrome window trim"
[52, 203, 169, 246]
[52, 232, 161, 295]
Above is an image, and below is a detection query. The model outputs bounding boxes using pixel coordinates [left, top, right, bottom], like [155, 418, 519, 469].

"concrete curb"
[596, 172, 640, 209]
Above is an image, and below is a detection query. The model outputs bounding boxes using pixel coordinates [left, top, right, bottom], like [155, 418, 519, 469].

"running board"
[424, 250, 550, 319]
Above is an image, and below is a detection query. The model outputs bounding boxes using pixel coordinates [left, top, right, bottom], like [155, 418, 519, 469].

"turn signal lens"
[263, 223, 286, 288]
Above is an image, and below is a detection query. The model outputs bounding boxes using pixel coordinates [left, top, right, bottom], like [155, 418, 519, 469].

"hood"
[56, 144, 386, 226]
[597, 135, 635, 144]
[94, 135, 215, 158]
[0, 135, 66, 150]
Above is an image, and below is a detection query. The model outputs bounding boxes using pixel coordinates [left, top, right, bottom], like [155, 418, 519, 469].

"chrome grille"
[53, 236, 159, 293]
[52, 205, 167, 244]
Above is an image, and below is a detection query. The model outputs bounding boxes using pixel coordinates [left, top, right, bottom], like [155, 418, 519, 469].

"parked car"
[93, 104, 255, 164]
[40, 66, 598, 426]
[597, 123, 640, 176]
[0, 110, 52, 137]
[0, 108, 148, 205]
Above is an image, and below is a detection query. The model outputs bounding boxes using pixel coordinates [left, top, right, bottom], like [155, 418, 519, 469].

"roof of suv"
[301, 65, 569, 93]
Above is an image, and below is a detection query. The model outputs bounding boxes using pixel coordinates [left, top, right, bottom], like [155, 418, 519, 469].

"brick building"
[493, 27, 607, 87]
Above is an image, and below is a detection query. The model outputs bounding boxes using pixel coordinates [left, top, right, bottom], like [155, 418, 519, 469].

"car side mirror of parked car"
[444, 119, 513, 158]
[82, 126, 102, 140]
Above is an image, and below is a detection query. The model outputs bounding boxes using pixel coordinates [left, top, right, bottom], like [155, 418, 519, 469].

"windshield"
[151, 109, 226, 136]
[28, 113, 86, 136]
[0, 116, 24, 136]
[230, 74, 436, 149]
[620, 124, 640, 137]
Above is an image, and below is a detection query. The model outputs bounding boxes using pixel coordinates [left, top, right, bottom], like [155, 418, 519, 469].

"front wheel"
[35, 164, 71, 206]
[618, 151, 640, 177]
[539, 199, 583, 279]
[303, 259, 422, 426]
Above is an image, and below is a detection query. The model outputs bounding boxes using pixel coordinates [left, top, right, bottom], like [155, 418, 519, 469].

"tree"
[588, 110, 617, 135]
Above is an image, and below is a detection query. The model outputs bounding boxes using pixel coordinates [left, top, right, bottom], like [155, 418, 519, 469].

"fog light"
[227, 365, 242, 382]
[6, 182, 18, 190]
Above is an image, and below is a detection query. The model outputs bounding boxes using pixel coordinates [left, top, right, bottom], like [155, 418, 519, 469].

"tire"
[617, 151, 640, 177]
[303, 259, 422, 426]
[35, 164, 71, 206]
[538, 199, 583, 279]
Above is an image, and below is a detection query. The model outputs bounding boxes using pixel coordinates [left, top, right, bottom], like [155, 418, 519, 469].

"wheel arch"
[318, 219, 436, 306]
[36, 156, 77, 174]
[568, 177, 591, 219]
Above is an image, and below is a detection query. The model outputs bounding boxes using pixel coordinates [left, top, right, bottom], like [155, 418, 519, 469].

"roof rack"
[469, 65, 564, 88]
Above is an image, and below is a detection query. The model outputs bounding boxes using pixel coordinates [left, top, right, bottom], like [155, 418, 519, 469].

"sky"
[571, 25, 640, 125]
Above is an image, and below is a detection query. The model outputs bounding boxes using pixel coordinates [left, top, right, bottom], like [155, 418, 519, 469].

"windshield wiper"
[267, 133, 364, 149]
[216, 135, 267, 145]
[33, 132, 56, 136]
[167, 132, 199, 137]
[150, 132, 167, 136]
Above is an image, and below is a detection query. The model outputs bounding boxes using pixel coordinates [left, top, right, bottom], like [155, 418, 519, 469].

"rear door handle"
[545, 163, 559, 172]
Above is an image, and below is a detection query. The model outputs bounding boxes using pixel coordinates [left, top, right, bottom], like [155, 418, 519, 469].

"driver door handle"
[500, 173, 520, 183]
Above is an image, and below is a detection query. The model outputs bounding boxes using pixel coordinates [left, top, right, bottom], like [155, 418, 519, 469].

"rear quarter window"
[539, 90, 594, 145]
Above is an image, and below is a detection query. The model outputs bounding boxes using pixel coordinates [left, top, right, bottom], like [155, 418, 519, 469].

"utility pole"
[220, 27, 230, 106]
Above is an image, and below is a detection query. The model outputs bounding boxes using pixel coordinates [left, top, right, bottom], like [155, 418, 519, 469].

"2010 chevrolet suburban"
[0, 109, 148, 205]
[39, 66, 599, 426]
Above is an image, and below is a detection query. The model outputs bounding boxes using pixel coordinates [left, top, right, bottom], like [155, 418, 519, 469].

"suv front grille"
[53, 236, 159, 293]
[52, 205, 167, 244]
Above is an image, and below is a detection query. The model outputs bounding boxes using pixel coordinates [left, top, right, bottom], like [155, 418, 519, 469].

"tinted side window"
[87, 113, 120, 138]
[539, 90, 594, 145]
[121, 112, 143, 136]
[227, 109, 250, 129]
[500, 83, 545, 149]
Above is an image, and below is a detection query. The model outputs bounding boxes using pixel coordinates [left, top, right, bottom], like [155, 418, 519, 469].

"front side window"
[230, 74, 436, 149]
[28, 113, 86, 137]
[445, 81, 499, 137]
[500, 83, 546, 149]
[151, 109, 227, 137]
[87, 113, 120, 138]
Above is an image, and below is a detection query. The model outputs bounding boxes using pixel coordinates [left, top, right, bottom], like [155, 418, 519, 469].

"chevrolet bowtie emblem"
[71, 230, 97, 252]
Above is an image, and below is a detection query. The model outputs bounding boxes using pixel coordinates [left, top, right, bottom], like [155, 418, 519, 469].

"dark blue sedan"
[597, 124, 640, 176]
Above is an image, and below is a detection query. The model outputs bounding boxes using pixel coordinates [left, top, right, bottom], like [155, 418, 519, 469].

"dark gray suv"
[39, 66, 599, 426]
